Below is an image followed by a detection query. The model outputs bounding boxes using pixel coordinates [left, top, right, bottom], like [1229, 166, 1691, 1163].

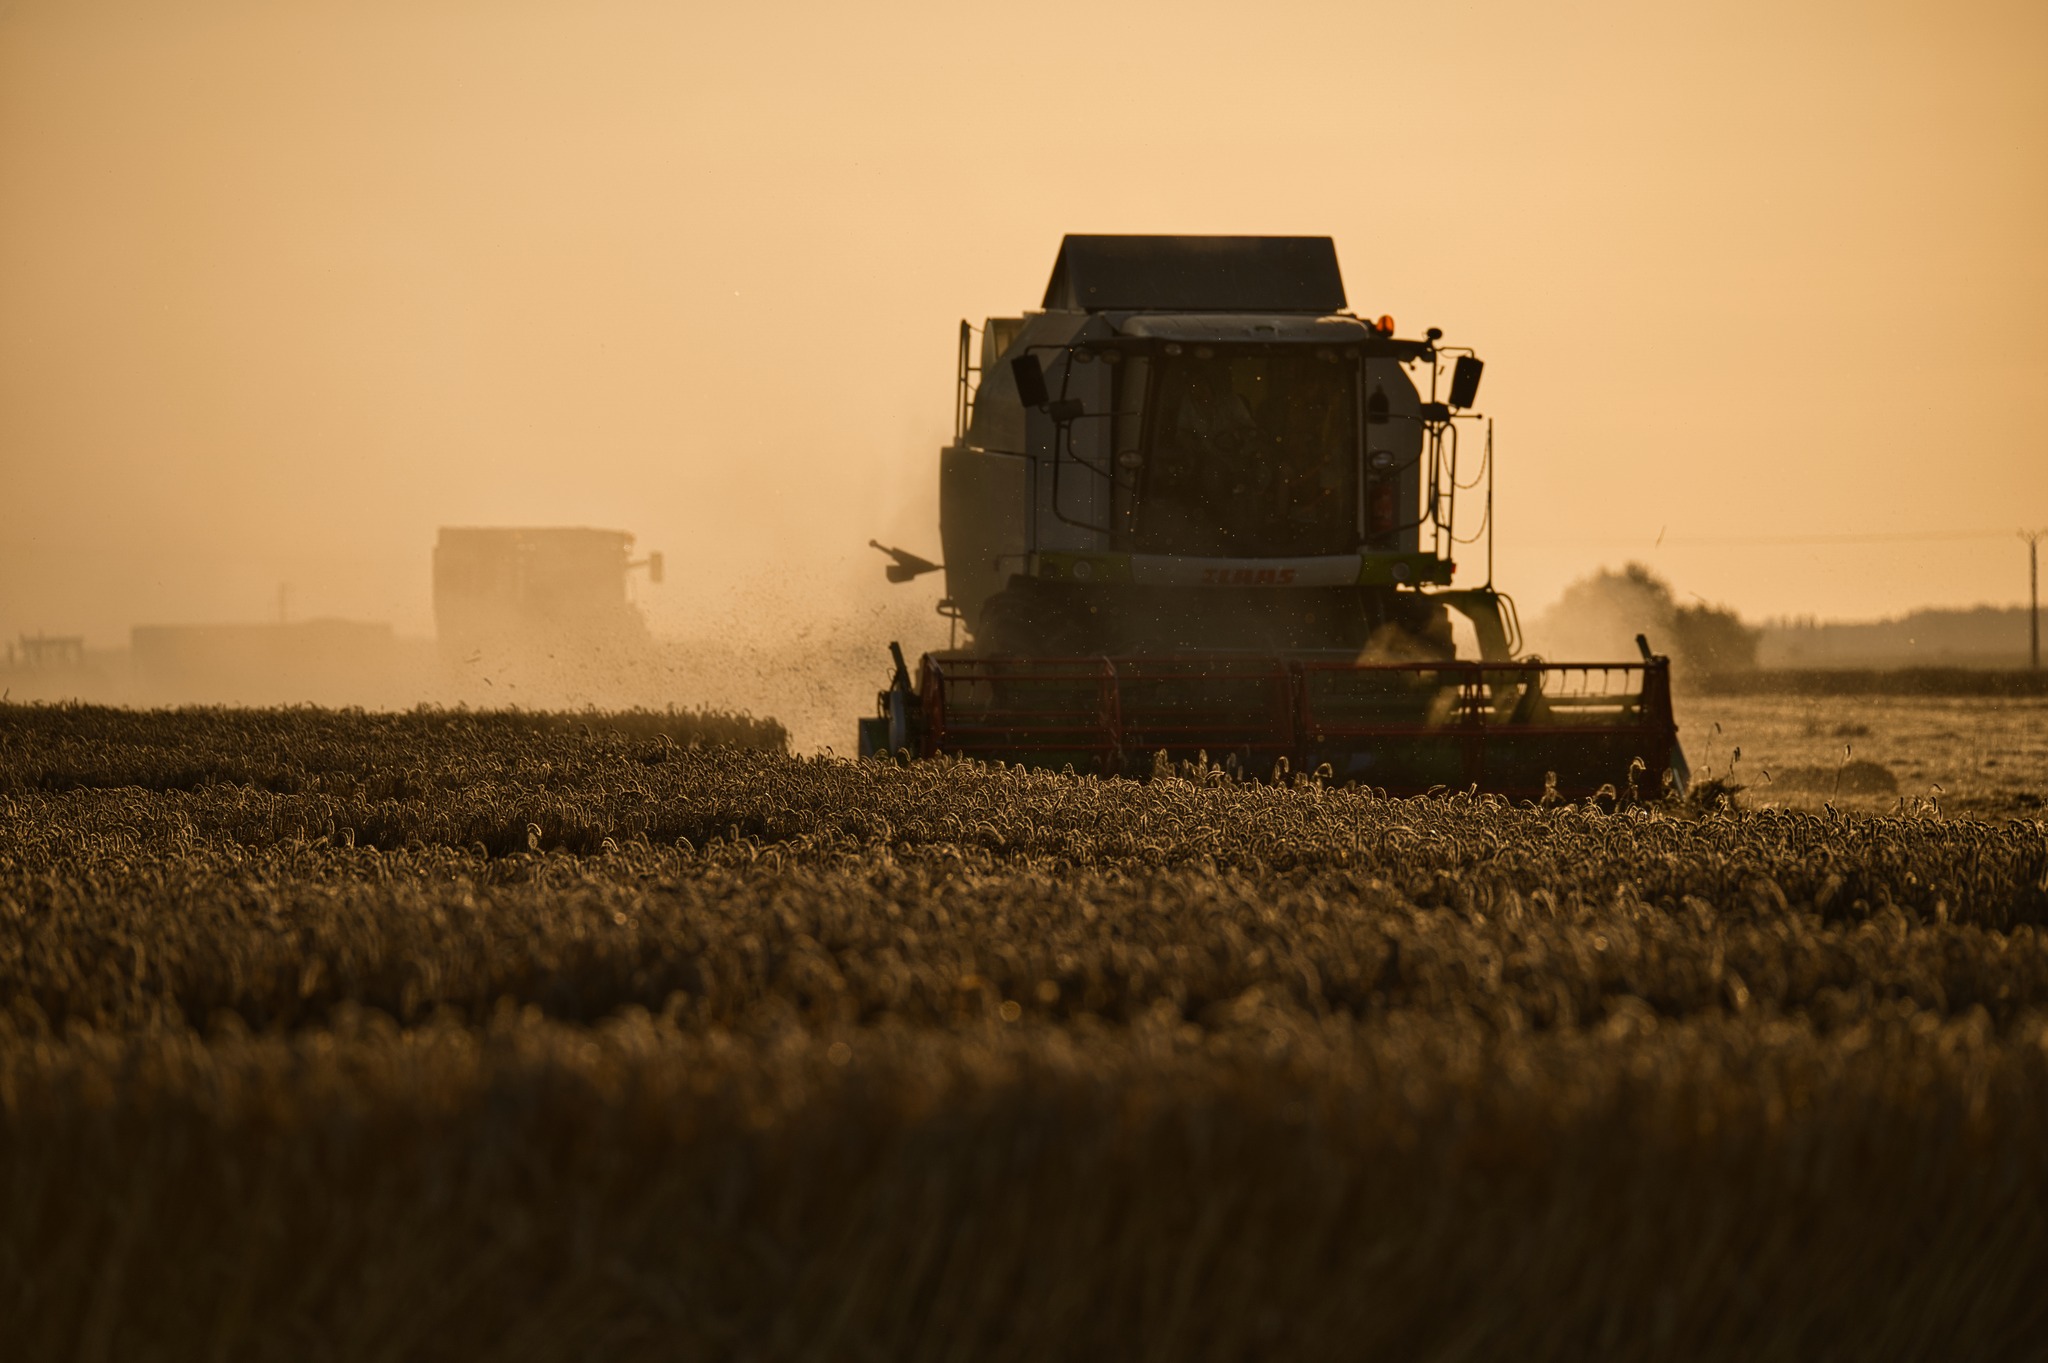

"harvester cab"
[862, 235, 1684, 799]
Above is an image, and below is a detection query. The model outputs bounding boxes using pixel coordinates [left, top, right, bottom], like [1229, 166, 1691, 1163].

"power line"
[1669, 529, 2019, 546]
[1520, 528, 2023, 548]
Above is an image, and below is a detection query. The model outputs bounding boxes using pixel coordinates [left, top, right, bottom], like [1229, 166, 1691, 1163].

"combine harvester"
[864, 236, 1686, 798]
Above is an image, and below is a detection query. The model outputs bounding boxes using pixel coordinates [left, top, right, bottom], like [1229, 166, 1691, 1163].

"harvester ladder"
[955, 319, 982, 441]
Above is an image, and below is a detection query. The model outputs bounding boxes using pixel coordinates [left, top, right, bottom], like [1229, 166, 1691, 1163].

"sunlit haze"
[3, 0, 2044, 733]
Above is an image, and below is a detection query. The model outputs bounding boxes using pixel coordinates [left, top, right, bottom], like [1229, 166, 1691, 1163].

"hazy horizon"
[4, 0, 2044, 656]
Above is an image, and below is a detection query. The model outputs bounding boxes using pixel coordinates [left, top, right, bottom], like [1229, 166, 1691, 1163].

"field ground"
[1679, 693, 2048, 819]
[2, 703, 2047, 1359]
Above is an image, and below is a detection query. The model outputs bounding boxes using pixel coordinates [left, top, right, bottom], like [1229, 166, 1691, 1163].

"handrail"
[955, 319, 982, 442]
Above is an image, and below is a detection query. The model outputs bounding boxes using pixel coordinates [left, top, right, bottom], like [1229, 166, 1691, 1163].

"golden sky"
[2, 0, 2044, 645]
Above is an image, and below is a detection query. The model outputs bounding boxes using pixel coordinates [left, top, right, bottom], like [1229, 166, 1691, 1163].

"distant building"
[130, 620, 397, 702]
[13, 634, 85, 669]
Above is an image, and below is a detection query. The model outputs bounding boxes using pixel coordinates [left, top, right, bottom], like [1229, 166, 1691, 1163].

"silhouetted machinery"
[434, 527, 662, 659]
[863, 235, 1686, 797]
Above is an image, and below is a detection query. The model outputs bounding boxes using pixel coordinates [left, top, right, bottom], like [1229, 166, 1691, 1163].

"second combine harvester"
[865, 235, 1686, 798]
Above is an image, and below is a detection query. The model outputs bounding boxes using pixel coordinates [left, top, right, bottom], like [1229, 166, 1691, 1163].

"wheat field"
[2, 703, 2046, 1360]
[1681, 692, 2048, 819]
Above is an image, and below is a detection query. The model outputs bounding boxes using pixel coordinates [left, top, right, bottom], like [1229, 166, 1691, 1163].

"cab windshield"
[1129, 350, 1359, 557]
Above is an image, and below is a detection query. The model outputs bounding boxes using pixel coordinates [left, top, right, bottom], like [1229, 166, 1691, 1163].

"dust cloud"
[0, 564, 952, 755]
[1523, 565, 1677, 667]
[1523, 562, 1767, 681]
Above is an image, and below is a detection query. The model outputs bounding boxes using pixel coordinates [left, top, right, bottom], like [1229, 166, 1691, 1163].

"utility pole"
[2025, 530, 2044, 671]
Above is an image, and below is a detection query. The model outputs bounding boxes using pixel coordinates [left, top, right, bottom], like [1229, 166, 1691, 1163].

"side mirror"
[646, 551, 664, 585]
[1011, 354, 1050, 409]
[1448, 356, 1484, 409]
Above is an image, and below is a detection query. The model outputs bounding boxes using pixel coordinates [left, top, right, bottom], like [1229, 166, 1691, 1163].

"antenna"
[2023, 529, 2044, 671]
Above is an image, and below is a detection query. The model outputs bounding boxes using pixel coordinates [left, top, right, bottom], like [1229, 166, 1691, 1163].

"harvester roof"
[1042, 235, 1346, 314]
